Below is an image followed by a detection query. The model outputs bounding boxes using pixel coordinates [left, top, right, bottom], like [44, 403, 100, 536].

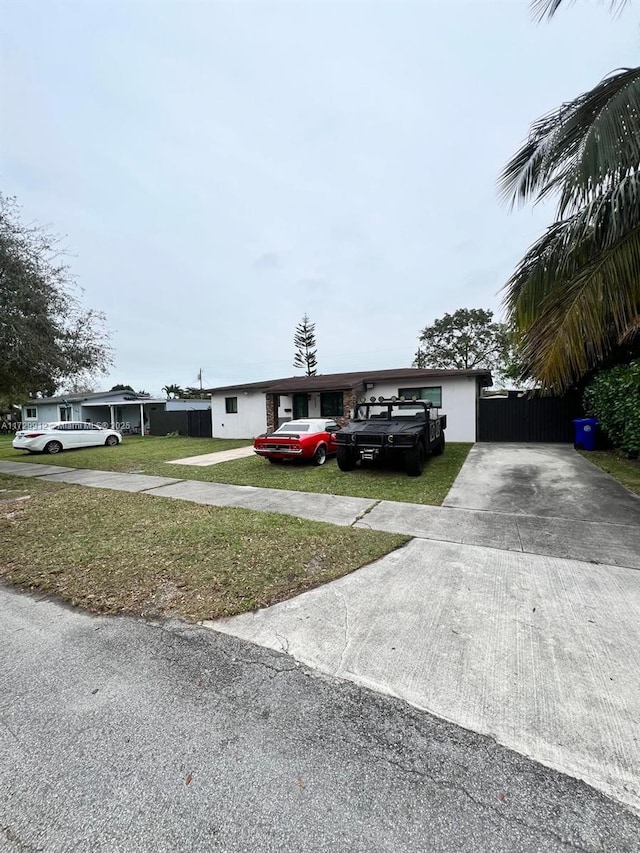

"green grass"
[0, 434, 472, 506]
[0, 433, 251, 470]
[580, 449, 640, 497]
[0, 473, 408, 621]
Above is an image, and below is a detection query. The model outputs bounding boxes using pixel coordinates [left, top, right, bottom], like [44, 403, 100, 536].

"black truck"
[335, 397, 446, 477]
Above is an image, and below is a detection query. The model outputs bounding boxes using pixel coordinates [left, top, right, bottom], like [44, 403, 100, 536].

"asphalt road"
[2, 586, 639, 853]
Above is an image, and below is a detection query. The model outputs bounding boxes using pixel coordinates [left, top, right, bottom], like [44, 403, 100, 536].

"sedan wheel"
[44, 440, 63, 455]
[105, 435, 119, 446]
[313, 445, 327, 466]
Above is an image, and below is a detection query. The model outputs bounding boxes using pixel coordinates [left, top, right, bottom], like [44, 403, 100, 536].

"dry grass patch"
[0, 474, 408, 621]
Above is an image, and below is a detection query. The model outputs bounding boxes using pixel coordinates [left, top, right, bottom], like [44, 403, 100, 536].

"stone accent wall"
[265, 393, 277, 433]
[266, 389, 360, 429]
[335, 389, 358, 427]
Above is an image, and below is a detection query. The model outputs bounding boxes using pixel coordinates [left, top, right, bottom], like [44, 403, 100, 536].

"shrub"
[584, 360, 640, 455]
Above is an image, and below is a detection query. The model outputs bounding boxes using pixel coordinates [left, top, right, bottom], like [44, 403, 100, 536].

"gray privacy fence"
[148, 409, 212, 438]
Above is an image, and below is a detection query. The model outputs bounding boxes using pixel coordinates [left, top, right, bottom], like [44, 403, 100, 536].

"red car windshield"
[275, 423, 311, 432]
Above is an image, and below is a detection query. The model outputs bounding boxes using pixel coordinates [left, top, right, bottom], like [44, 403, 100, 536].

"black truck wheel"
[405, 443, 425, 477]
[432, 433, 445, 456]
[337, 446, 357, 471]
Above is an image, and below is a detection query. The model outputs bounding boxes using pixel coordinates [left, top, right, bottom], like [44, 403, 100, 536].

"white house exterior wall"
[211, 376, 480, 441]
[351, 377, 479, 442]
[211, 392, 267, 438]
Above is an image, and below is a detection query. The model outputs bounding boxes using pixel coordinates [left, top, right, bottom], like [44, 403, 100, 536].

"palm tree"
[501, 1, 639, 390]
[162, 383, 184, 399]
[532, 0, 629, 21]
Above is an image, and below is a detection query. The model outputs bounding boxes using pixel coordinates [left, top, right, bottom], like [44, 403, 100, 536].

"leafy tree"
[0, 195, 112, 398]
[413, 308, 511, 376]
[293, 313, 318, 376]
[62, 382, 96, 395]
[501, 0, 639, 390]
[110, 384, 135, 392]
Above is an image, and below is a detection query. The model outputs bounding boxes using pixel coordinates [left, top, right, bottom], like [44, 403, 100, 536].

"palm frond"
[532, 0, 630, 22]
[504, 173, 640, 388]
[499, 67, 640, 215]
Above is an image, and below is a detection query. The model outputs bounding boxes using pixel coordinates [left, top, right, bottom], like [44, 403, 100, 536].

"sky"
[2, 0, 638, 395]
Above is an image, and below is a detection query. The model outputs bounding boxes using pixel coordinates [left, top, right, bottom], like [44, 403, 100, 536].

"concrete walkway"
[166, 445, 255, 466]
[2, 444, 640, 813]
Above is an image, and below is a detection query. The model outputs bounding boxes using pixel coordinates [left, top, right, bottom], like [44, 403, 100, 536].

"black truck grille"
[355, 434, 383, 446]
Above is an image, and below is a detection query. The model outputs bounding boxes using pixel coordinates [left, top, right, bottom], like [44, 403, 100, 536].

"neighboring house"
[208, 368, 492, 442]
[19, 391, 213, 435]
[20, 390, 168, 435]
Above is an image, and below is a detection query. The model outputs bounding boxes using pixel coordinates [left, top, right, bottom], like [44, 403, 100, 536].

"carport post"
[109, 405, 115, 430]
[139, 403, 145, 436]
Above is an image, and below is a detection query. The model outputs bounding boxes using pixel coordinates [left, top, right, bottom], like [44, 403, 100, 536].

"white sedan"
[13, 422, 122, 454]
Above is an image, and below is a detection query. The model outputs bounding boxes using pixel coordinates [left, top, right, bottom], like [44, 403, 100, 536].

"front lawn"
[186, 447, 472, 505]
[1, 434, 472, 505]
[0, 434, 251, 471]
[0, 473, 408, 621]
[581, 449, 640, 498]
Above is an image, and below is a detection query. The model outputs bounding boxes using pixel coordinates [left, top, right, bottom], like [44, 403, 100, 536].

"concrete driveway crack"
[332, 587, 351, 676]
[272, 629, 290, 656]
[514, 517, 525, 552]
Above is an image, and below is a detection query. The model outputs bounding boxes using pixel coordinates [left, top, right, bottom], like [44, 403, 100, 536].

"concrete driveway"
[444, 442, 640, 523]
[210, 443, 640, 814]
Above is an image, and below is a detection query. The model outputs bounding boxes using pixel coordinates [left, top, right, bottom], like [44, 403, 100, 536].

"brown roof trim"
[208, 367, 492, 395]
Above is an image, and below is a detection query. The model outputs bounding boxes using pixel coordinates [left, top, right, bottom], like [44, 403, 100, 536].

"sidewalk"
[1, 459, 638, 568]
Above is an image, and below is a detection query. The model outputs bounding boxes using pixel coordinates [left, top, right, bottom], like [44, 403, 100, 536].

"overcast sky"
[2, 0, 638, 394]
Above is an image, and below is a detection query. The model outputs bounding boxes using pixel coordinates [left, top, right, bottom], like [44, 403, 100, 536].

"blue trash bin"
[573, 417, 597, 451]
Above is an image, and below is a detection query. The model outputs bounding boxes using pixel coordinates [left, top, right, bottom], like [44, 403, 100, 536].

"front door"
[293, 394, 309, 419]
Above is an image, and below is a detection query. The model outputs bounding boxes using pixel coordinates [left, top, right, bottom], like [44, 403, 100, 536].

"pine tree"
[293, 314, 318, 376]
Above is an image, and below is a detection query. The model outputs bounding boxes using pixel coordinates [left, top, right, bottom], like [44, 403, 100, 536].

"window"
[225, 397, 238, 414]
[398, 387, 442, 407]
[59, 406, 72, 421]
[320, 392, 343, 417]
[25, 407, 37, 420]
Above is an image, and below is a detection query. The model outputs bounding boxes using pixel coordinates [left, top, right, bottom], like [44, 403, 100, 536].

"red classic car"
[253, 419, 340, 466]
